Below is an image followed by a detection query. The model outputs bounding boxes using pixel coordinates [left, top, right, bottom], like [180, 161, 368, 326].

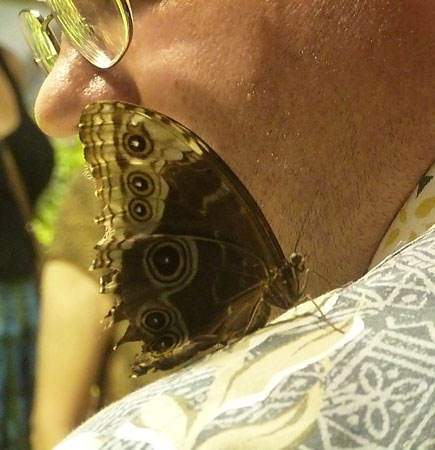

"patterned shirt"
[54, 167, 435, 450]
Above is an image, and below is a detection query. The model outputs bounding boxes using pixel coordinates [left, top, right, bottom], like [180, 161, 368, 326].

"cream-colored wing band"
[369, 162, 435, 269]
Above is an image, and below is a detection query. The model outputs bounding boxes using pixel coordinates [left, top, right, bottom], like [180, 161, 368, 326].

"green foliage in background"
[33, 136, 84, 245]
[0, 2, 86, 247]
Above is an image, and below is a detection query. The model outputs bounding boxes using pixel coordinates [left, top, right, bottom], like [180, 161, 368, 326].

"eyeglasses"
[19, 0, 133, 74]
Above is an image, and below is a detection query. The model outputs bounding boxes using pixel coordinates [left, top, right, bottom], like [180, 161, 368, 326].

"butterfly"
[79, 100, 306, 376]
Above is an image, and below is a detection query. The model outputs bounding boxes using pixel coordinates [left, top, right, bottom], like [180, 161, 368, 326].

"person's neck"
[269, 146, 434, 298]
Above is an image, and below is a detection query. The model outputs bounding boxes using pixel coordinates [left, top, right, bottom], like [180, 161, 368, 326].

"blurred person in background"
[0, 46, 54, 450]
[31, 171, 158, 450]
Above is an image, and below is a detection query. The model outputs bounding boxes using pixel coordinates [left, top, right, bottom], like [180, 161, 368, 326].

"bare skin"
[35, 0, 435, 296]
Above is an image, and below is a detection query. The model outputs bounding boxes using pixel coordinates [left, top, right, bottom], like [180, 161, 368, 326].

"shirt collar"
[369, 162, 435, 268]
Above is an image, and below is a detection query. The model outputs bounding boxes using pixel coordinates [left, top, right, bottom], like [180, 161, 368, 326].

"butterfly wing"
[80, 101, 287, 266]
[98, 234, 270, 375]
[79, 101, 299, 373]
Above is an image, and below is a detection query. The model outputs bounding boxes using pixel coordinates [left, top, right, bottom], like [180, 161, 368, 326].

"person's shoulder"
[52, 226, 435, 450]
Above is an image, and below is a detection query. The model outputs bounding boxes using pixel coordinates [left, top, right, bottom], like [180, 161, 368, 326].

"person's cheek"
[126, 6, 266, 142]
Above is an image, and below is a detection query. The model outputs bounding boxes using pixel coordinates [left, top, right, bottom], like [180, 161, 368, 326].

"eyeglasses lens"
[47, 0, 131, 69]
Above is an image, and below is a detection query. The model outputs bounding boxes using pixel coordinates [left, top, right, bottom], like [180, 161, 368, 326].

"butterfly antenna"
[292, 209, 309, 257]
[309, 267, 336, 289]
[292, 185, 322, 257]
[290, 188, 339, 290]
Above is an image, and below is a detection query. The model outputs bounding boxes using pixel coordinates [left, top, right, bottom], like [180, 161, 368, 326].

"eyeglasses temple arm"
[42, 14, 61, 53]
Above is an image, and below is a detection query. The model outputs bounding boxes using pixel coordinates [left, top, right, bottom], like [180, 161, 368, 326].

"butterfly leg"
[297, 268, 344, 334]
[244, 297, 270, 336]
[298, 265, 310, 300]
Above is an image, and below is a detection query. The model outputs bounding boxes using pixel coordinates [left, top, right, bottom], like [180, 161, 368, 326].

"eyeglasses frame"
[20, 0, 133, 72]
